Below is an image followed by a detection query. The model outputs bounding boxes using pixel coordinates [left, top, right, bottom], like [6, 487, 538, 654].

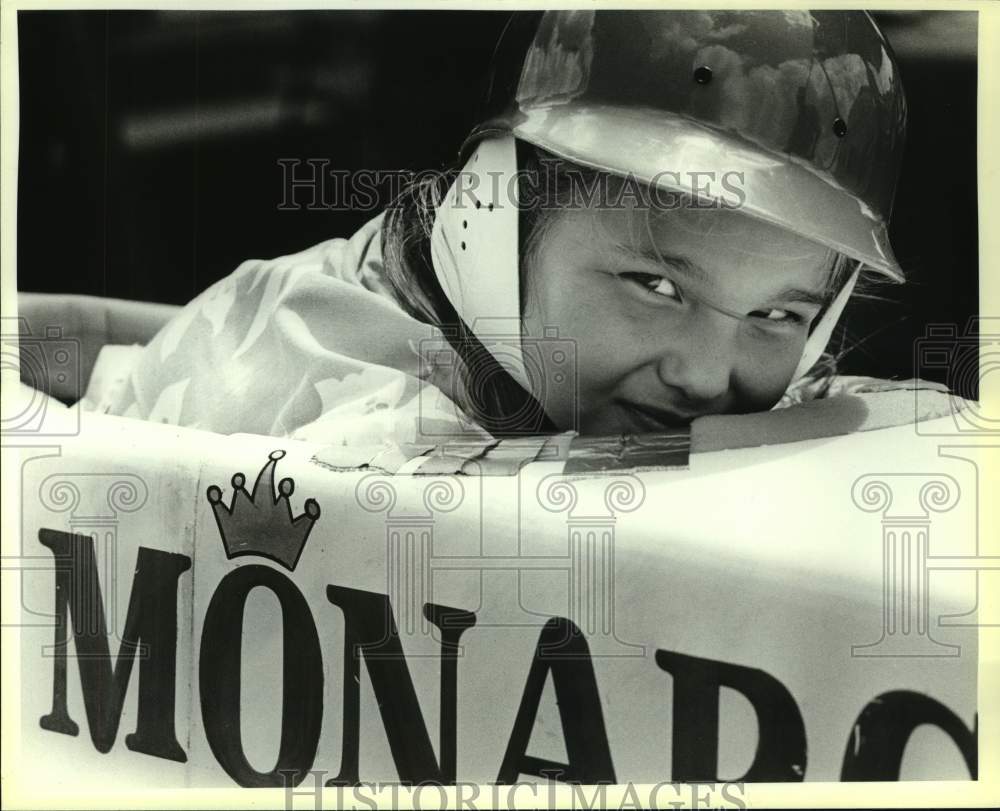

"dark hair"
[381, 141, 861, 433]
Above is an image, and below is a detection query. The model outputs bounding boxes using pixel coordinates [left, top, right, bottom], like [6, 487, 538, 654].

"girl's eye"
[751, 308, 805, 327]
[622, 272, 681, 301]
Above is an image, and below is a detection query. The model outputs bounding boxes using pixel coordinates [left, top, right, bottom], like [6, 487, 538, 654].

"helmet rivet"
[833, 117, 848, 137]
[693, 65, 713, 84]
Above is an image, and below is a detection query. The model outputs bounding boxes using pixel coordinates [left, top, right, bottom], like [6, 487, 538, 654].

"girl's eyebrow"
[773, 287, 829, 307]
[613, 242, 828, 307]
[613, 241, 704, 278]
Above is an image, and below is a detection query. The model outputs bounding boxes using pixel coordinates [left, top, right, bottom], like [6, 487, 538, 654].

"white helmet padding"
[430, 136, 530, 392]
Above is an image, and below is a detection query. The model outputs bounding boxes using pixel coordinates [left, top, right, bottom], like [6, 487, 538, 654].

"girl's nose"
[655, 315, 737, 404]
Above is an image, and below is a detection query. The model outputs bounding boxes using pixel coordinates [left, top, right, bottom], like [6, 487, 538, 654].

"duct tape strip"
[562, 430, 690, 474]
[312, 428, 690, 477]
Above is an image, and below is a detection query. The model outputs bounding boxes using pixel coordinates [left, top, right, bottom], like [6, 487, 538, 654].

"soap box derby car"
[5, 293, 990, 789]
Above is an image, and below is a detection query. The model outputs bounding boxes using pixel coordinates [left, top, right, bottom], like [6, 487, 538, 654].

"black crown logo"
[206, 450, 320, 571]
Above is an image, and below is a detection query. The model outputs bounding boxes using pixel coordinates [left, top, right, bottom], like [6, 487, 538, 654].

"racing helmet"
[430, 9, 908, 398]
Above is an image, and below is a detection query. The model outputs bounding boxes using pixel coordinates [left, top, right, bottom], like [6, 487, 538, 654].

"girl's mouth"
[616, 399, 694, 433]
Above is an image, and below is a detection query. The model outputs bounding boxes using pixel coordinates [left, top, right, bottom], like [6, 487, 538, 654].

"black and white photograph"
[2, 2, 996, 808]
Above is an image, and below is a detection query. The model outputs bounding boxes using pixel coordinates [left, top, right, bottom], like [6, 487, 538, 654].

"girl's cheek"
[579, 310, 652, 396]
[735, 340, 804, 405]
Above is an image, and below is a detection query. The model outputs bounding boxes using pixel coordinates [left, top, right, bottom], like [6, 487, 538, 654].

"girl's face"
[521, 202, 835, 434]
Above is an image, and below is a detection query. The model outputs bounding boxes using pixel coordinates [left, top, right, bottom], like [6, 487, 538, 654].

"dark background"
[16, 10, 979, 393]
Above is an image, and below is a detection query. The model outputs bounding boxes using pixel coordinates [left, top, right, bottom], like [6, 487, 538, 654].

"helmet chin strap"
[430, 136, 531, 392]
[430, 134, 865, 407]
[792, 264, 861, 382]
